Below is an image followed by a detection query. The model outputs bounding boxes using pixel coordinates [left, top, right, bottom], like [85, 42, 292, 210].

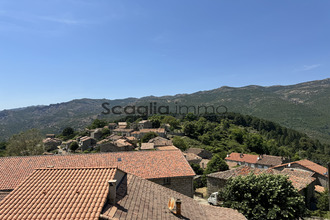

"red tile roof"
[0, 150, 195, 190]
[225, 153, 258, 164]
[156, 145, 179, 151]
[315, 185, 325, 193]
[295, 160, 328, 176]
[0, 167, 117, 220]
[101, 174, 246, 220]
[140, 128, 166, 133]
[225, 153, 283, 166]
[272, 159, 328, 177]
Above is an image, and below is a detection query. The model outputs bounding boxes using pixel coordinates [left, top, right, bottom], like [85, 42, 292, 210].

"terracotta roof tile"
[0, 167, 117, 220]
[225, 153, 258, 164]
[156, 145, 179, 151]
[101, 174, 246, 220]
[315, 185, 325, 193]
[225, 153, 283, 166]
[0, 150, 195, 190]
[139, 128, 165, 133]
[141, 143, 155, 150]
[148, 136, 173, 146]
[272, 159, 328, 177]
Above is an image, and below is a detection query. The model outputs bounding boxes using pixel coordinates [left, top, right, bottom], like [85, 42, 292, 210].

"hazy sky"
[0, 0, 329, 110]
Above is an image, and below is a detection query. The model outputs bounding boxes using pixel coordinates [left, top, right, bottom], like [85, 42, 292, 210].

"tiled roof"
[315, 185, 325, 193]
[207, 166, 315, 192]
[140, 128, 165, 133]
[0, 167, 117, 220]
[148, 136, 173, 146]
[295, 160, 328, 176]
[225, 153, 258, 164]
[101, 174, 246, 220]
[114, 139, 132, 147]
[256, 155, 283, 166]
[156, 146, 179, 151]
[225, 153, 283, 166]
[272, 159, 328, 177]
[183, 153, 202, 162]
[280, 168, 316, 191]
[113, 128, 133, 132]
[0, 150, 195, 190]
[141, 143, 155, 150]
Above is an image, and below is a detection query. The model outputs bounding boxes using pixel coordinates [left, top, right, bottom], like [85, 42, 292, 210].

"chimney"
[175, 199, 181, 216]
[108, 180, 117, 205]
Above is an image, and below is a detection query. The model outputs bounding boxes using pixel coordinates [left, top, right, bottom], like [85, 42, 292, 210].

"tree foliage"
[172, 136, 188, 151]
[220, 173, 306, 220]
[69, 142, 79, 152]
[89, 119, 107, 129]
[62, 127, 74, 137]
[7, 129, 44, 156]
[316, 188, 329, 213]
[141, 132, 158, 143]
[190, 163, 203, 175]
[204, 154, 229, 175]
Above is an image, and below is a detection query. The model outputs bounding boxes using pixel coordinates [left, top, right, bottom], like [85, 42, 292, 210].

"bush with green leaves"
[89, 119, 107, 129]
[172, 136, 188, 151]
[7, 129, 44, 156]
[141, 132, 158, 143]
[220, 173, 306, 220]
[69, 142, 79, 153]
[204, 154, 229, 175]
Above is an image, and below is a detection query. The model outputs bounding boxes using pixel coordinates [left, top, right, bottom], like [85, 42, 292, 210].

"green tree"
[183, 121, 198, 138]
[162, 116, 180, 129]
[69, 142, 79, 153]
[7, 129, 44, 156]
[190, 163, 203, 175]
[62, 127, 74, 137]
[204, 154, 229, 175]
[220, 173, 306, 220]
[101, 127, 110, 138]
[0, 141, 7, 156]
[316, 188, 329, 212]
[172, 136, 188, 151]
[141, 132, 158, 143]
[89, 119, 107, 129]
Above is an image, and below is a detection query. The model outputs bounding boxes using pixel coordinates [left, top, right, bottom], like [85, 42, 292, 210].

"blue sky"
[0, 0, 329, 110]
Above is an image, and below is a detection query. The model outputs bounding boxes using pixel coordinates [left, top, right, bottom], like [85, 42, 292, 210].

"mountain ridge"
[1, 78, 329, 143]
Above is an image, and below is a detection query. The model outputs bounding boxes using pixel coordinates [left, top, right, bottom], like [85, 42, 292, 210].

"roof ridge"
[36, 166, 118, 170]
[0, 149, 181, 160]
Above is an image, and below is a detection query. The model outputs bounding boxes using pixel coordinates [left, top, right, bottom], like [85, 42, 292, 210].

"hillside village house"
[183, 152, 202, 164]
[132, 128, 167, 139]
[141, 143, 155, 150]
[78, 136, 97, 151]
[118, 122, 128, 129]
[148, 136, 173, 147]
[138, 120, 153, 129]
[225, 152, 286, 169]
[207, 166, 317, 209]
[112, 128, 134, 136]
[0, 150, 195, 199]
[0, 167, 246, 220]
[108, 122, 117, 130]
[272, 159, 329, 188]
[90, 128, 103, 140]
[98, 139, 135, 152]
[185, 148, 213, 159]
